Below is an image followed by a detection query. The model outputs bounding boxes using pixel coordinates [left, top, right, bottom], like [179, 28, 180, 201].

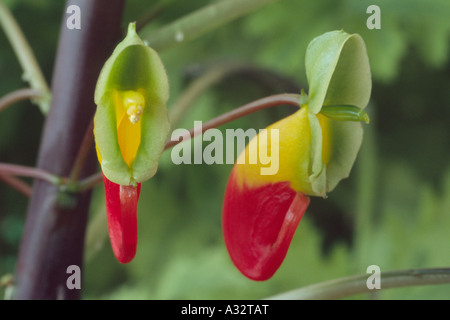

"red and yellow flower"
[93, 23, 170, 263]
[222, 30, 372, 280]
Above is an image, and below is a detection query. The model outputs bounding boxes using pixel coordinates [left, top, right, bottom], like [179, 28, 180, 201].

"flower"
[222, 30, 372, 280]
[93, 23, 170, 263]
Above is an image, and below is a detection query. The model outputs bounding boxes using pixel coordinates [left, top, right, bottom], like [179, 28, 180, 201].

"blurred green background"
[1, 0, 449, 299]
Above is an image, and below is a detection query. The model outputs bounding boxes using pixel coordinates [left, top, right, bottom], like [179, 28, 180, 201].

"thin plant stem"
[0, 116, 93, 192]
[77, 93, 301, 191]
[75, 171, 102, 193]
[140, 0, 280, 51]
[266, 267, 450, 300]
[0, 163, 61, 185]
[0, 1, 51, 114]
[0, 88, 43, 113]
[68, 118, 94, 184]
[165, 93, 301, 149]
[0, 174, 32, 197]
[169, 61, 300, 128]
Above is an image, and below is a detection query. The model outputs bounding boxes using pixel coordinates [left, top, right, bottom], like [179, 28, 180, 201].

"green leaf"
[94, 23, 170, 185]
[305, 30, 371, 114]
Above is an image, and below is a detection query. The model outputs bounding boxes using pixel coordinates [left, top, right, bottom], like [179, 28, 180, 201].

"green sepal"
[94, 22, 170, 186]
[298, 30, 371, 197]
[305, 30, 372, 114]
[307, 112, 327, 197]
[325, 120, 363, 193]
[301, 112, 364, 197]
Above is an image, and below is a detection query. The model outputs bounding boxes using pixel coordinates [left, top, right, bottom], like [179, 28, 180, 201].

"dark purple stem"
[13, 0, 124, 300]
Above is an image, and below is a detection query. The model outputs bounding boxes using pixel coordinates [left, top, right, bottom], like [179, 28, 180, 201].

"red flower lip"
[102, 174, 141, 263]
[222, 168, 310, 281]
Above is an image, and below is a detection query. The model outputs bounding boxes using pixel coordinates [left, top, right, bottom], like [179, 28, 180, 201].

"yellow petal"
[234, 106, 332, 196]
[235, 107, 310, 190]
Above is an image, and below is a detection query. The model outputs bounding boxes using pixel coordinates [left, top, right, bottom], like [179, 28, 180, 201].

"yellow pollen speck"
[123, 92, 145, 124]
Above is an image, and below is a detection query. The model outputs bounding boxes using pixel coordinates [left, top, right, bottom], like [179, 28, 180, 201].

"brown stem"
[0, 174, 32, 197]
[13, 0, 125, 300]
[0, 88, 43, 113]
[0, 163, 60, 184]
[169, 62, 299, 127]
[165, 93, 300, 149]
